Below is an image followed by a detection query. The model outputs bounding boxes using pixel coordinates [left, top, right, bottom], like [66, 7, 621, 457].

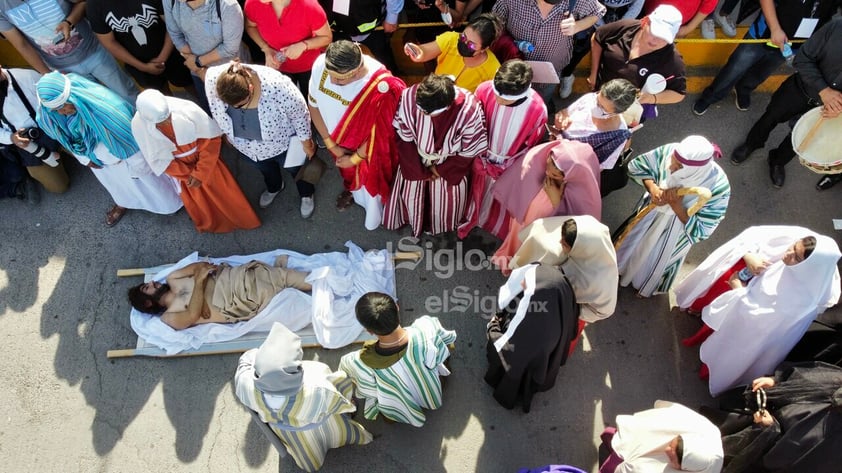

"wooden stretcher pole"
[614, 186, 712, 250]
[106, 339, 348, 359]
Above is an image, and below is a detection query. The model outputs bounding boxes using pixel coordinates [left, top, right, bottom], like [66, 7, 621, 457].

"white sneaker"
[701, 19, 716, 39]
[714, 13, 737, 37]
[558, 75, 575, 99]
[300, 196, 315, 218]
[259, 190, 280, 208]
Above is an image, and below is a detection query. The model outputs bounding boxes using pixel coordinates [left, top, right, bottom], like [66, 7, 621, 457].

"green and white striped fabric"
[339, 316, 457, 427]
[618, 144, 731, 296]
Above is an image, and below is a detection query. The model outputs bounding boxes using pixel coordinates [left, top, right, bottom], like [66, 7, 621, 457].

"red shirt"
[244, 0, 327, 73]
[641, 0, 717, 25]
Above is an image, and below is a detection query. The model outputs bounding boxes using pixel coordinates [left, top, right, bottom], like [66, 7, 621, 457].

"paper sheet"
[833, 219, 842, 230]
[284, 137, 307, 168]
[526, 61, 560, 84]
[332, 0, 350, 16]
[794, 18, 818, 38]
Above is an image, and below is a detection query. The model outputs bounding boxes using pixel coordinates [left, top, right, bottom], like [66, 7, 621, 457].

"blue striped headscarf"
[35, 72, 138, 166]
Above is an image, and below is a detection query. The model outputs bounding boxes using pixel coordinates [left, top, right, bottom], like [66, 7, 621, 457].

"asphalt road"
[1, 91, 839, 473]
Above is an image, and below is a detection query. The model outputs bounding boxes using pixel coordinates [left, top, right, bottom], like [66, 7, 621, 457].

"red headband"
[674, 144, 722, 166]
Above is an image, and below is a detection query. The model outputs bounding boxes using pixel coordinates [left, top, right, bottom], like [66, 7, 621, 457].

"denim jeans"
[698, 40, 786, 106]
[191, 73, 211, 114]
[241, 150, 314, 197]
[64, 45, 139, 103]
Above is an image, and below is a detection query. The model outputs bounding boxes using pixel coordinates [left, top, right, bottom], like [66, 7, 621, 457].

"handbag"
[295, 155, 327, 185]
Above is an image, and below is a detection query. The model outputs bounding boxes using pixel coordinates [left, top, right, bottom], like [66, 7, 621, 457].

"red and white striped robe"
[382, 85, 487, 236]
[457, 82, 547, 240]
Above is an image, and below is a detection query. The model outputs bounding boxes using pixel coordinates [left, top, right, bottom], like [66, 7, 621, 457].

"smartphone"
[404, 43, 421, 60]
[52, 32, 65, 44]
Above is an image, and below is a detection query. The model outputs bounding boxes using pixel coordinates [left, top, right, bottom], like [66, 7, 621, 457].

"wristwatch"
[194, 56, 203, 68]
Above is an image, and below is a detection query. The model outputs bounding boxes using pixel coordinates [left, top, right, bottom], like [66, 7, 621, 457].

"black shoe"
[692, 99, 709, 116]
[731, 143, 755, 165]
[816, 174, 842, 191]
[24, 179, 40, 205]
[735, 91, 750, 111]
[769, 164, 786, 188]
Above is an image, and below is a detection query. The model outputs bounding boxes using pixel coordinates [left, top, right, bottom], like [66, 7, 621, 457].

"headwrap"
[136, 89, 171, 123]
[35, 72, 138, 166]
[510, 216, 618, 323]
[681, 433, 721, 472]
[253, 322, 304, 396]
[667, 135, 719, 188]
[132, 91, 222, 175]
[612, 400, 723, 473]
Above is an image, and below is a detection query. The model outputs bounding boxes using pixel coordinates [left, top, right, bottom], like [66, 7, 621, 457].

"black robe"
[704, 362, 842, 473]
[484, 264, 579, 413]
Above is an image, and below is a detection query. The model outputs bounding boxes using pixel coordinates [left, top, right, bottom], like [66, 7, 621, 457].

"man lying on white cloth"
[127, 242, 396, 354]
[129, 259, 311, 329]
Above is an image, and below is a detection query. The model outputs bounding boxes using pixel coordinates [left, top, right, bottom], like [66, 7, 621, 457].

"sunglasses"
[459, 33, 478, 52]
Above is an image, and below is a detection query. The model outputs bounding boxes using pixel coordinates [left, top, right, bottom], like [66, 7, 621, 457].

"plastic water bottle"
[737, 267, 754, 283]
[781, 42, 794, 66]
[515, 40, 534, 54]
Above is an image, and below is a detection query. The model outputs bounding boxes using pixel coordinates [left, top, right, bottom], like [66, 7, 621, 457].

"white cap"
[648, 5, 682, 44]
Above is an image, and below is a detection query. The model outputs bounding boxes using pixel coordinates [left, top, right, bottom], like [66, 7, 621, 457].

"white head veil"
[612, 400, 724, 473]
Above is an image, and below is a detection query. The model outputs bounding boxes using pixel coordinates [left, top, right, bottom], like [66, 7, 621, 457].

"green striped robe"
[235, 356, 372, 472]
[617, 144, 731, 296]
[339, 316, 457, 427]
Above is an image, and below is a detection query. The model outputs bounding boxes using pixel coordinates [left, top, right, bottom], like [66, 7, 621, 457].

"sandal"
[335, 190, 354, 211]
[105, 205, 127, 227]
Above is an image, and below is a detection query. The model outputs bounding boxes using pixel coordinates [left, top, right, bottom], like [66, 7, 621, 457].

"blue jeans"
[240, 150, 314, 197]
[698, 40, 785, 106]
[191, 73, 211, 114]
[64, 45, 139, 103]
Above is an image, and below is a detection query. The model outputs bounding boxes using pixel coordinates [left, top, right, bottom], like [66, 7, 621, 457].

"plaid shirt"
[493, 0, 605, 73]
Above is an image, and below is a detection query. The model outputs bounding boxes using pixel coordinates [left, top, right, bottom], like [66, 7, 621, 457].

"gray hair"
[600, 79, 639, 114]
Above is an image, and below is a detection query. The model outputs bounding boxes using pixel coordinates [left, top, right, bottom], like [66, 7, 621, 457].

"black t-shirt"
[86, 0, 167, 61]
[594, 19, 687, 95]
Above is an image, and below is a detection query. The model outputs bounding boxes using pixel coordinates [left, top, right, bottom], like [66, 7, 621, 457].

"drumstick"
[798, 116, 825, 153]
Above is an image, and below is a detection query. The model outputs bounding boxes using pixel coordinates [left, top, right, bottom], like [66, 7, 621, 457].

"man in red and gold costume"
[308, 40, 406, 230]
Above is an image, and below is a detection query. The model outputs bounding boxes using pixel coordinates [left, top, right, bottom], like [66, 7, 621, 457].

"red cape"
[331, 68, 406, 201]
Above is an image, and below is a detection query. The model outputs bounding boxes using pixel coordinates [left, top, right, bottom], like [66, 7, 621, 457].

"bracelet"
[195, 56, 203, 68]
[323, 137, 336, 148]
[653, 94, 658, 105]
[350, 153, 364, 165]
[301, 40, 308, 51]
[62, 19, 73, 27]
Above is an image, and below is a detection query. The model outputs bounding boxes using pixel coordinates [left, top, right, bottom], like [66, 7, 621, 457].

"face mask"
[591, 104, 616, 119]
[457, 41, 475, 58]
[543, 0, 563, 5]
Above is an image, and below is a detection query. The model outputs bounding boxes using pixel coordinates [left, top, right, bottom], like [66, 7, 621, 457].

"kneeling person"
[234, 322, 372, 472]
[128, 260, 311, 329]
[339, 292, 456, 427]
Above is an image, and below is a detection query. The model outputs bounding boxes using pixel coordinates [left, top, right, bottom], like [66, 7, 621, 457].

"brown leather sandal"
[335, 190, 353, 211]
[105, 205, 127, 227]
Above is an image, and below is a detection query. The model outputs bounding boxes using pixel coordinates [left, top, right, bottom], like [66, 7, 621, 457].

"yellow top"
[434, 31, 500, 93]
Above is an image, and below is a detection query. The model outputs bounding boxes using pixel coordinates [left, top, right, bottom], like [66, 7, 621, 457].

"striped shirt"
[339, 316, 457, 427]
[235, 355, 372, 472]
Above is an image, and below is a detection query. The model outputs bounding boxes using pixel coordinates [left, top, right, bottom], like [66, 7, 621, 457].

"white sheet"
[129, 241, 396, 354]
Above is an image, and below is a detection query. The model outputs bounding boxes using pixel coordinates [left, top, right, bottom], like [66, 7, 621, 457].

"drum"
[793, 106, 842, 175]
